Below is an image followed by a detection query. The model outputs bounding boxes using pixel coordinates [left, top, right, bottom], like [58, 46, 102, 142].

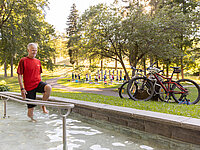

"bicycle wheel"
[157, 82, 166, 102]
[172, 79, 200, 104]
[158, 81, 175, 102]
[127, 77, 154, 101]
[118, 81, 130, 98]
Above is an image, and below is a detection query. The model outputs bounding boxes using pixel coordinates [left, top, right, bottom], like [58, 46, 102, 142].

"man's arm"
[18, 74, 27, 99]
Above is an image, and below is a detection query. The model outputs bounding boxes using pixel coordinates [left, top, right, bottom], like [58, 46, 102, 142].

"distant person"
[124, 75, 126, 81]
[72, 73, 74, 80]
[17, 43, 52, 121]
[104, 74, 106, 81]
[95, 76, 98, 82]
[75, 74, 77, 79]
[120, 70, 122, 81]
[89, 74, 91, 81]
[86, 74, 88, 81]
[78, 74, 80, 80]
[110, 74, 112, 82]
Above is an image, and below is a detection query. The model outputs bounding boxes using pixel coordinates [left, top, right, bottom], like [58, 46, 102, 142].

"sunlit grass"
[185, 75, 200, 84]
[0, 76, 20, 92]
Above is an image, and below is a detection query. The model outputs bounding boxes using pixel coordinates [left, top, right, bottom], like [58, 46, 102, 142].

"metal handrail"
[0, 92, 74, 108]
[0, 92, 74, 150]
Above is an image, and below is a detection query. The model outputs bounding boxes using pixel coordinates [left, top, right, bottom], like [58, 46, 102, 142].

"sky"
[45, 0, 115, 33]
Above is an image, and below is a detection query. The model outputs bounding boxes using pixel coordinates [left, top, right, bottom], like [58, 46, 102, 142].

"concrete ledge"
[8, 92, 200, 145]
[44, 96, 200, 145]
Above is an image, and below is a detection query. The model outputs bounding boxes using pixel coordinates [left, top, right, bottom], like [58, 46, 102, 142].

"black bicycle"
[118, 67, 145, 99]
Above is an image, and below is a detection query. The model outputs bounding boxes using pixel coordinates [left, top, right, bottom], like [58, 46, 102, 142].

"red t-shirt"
[17, 57, 42, 91]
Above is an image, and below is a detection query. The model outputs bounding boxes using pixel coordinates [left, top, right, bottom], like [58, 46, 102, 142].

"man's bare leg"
[27, 107, 36, 122]
[42, 84, 52, 113]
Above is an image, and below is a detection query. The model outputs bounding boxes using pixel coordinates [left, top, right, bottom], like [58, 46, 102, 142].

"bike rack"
[0, 92, 74, 150]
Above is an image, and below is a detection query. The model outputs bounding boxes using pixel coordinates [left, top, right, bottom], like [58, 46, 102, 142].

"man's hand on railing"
[21, 89, 27, 99]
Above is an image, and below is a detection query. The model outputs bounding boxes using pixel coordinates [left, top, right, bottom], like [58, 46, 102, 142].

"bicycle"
[118, 67, 145, 99]
[127, 61, 200, 104]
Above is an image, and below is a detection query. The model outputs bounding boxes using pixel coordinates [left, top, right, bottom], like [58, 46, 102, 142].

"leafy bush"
[0, 80, 10, 91]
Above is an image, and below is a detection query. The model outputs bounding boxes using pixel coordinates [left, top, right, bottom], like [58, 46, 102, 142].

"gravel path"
[46, 77, 119, 97]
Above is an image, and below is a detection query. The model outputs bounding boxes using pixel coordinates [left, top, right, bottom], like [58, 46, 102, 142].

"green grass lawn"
[1, 75, 200, 119]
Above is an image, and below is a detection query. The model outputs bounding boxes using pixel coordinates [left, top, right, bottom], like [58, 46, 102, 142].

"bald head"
[27, 43, 38, 59]
[27, 43, 38, 50]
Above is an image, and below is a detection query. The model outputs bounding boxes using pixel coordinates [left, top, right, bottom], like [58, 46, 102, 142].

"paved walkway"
[46, 77, 119, 97]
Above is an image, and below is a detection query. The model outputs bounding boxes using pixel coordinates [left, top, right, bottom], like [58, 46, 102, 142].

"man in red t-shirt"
[17, 43, 52, 121]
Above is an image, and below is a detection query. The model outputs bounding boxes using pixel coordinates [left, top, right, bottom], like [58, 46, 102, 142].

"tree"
[0, 0, 56, 77]
[0, 0, 16, 29]
[66, 3, 79, 66]
[78, 3, 183, 79]
[159, 0, 200, 78]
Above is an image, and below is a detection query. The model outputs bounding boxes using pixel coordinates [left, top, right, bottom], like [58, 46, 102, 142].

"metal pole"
[3, 100, 7, 118]
[62, 115, 67, 150]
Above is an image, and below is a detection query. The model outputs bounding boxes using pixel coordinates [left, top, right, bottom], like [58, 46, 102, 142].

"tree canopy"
[68, 1, 199, 79]
[0, 0, 56, 76]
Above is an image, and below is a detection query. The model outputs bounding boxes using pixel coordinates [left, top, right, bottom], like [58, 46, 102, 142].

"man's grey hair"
[27, 43, 38, 50]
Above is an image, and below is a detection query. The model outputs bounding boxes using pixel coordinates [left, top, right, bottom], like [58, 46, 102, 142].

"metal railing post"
[60, 108, 71, 150]
[3, 100, 7, 118]
[2, 98, 9, 118]
[63, 115, 67, 150]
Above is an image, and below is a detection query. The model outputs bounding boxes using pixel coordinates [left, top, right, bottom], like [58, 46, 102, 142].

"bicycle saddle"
[170, 67, 180, 69]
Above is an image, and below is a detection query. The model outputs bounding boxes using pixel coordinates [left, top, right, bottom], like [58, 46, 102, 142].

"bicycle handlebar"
[150, 61, 158, 67]
[147, 61, 157, 70]
[131, 66, 144, 72]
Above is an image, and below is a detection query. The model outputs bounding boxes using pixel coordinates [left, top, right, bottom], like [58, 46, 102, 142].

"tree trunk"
[76, 60, 78, 66]
[181, 56, 184, 79]
[53, 56, 56, 64]
[115, 57, 117, 70]
[150, 57, 153, 65]
[100, 59, 103, 71]
[120, 60, 130, 80]
[166, 63, 169, 78]
[11, 55, 13, 77]
[143, 57, 146, 75]
[162, 64, 165, 75]
[156, 61, 159, 68]
[199, 70, 200, 80]
[4, 60, 7, 77]
[89, 59, 91, 67]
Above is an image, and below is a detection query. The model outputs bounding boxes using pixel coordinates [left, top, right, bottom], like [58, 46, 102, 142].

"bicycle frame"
[153, 72, 187, 96]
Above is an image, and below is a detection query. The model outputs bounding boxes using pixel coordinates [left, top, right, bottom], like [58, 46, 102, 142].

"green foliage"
[66, 3, 80, 65]
[0, 0, 56, 76]
[72, 1, 200, 77]
[0, 80, 9, 91]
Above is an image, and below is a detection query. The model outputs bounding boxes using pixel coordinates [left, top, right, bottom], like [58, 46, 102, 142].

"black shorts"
[26, 81, 47, 108]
